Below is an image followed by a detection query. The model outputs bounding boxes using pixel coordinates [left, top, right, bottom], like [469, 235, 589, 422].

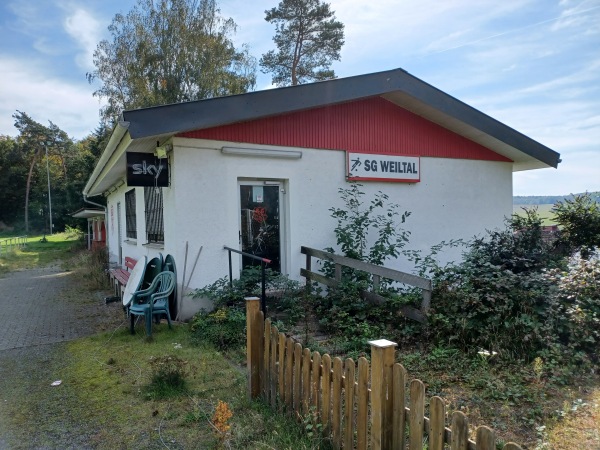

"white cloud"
[63, 8, 103, 71]
[0, 57, 102, 139]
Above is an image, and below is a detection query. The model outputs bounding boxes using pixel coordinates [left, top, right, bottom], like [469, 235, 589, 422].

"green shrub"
[552, 193, 600, 257]
[190, 308, 246, 350]
[425, 209, 600, 373]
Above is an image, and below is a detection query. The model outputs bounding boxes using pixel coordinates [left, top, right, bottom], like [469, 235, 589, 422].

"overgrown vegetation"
[0, 239, 319, 449]
[191, 266, 301, 352]
[188, 185, 600, 447]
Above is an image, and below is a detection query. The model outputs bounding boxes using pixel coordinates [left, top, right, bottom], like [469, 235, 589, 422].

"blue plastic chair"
[128, 271, 175, 337]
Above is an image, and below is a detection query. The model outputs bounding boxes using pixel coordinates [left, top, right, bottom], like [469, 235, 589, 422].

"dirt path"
[0, 267, 124, 449]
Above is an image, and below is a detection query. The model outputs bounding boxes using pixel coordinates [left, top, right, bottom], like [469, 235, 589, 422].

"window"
[125, 189, 137, 239]
[144, 187, 164, 243]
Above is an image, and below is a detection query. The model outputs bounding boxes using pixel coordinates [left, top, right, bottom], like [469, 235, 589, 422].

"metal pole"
[228, 250, 233, 288]
[44, 144, 53, 234]
[261, 261, 266, 315]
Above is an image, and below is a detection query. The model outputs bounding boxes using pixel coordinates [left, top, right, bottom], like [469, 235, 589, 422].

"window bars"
[125, 189, 137, 239]
[144, 186, 164, 243]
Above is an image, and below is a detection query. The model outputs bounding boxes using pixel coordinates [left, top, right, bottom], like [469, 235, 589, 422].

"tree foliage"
[87, 0, 257, 124]
[260, 0, 344, 86]
[551, 193, 600, 257]
[0, 113, 107, 233]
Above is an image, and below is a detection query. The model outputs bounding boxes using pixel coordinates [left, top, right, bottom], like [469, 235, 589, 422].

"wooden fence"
[301, 246, 431, 323]
[246, 297, 523, 450]
[0, 236, 27, 256]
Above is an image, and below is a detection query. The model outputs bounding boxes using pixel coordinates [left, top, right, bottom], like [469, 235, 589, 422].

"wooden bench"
[109, 256, 137, 297]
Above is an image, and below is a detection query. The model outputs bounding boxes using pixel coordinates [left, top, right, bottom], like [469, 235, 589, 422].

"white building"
[83, 69, 560, 319]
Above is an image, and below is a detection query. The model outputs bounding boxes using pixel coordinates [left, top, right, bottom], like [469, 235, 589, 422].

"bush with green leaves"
[312, 183, 418, 350]
[544, 250, 600, 363]
[326, 183, 410, 268]
[427, 210, 562, 357]
[551, 193, 600, 258]
[190, 307, 247, 351]
[425, 208, 600, 373]
[190, 266, 302, 350]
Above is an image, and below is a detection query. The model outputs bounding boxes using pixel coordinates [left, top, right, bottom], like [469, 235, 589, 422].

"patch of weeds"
[143, 354, 188, 400]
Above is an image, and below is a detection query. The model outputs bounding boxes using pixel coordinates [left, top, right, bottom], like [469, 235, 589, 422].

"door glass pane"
[240, 184, 281, 272]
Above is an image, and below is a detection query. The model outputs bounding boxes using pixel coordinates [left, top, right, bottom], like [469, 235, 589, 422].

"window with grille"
[144, 187, 164, 243]
[125, 189, 137, 239]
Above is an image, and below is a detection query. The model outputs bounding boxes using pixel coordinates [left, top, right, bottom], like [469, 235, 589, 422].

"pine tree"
[260, 0, 345, 86]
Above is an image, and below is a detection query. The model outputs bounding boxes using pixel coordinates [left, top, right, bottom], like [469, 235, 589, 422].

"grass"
[0, 232, 85, 276]
[0, 232, 321, 449]
[1, 325, 320, 449]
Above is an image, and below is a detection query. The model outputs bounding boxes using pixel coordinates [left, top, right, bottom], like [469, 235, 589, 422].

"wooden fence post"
[246, 297, 262, 399]
[369, 339, 397, 450]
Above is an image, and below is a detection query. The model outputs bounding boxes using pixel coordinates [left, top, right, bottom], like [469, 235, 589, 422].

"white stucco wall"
[105, 138, 513, 319]
[168, 138, 512, 282]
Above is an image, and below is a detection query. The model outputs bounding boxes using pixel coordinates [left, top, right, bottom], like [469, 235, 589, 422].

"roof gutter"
[83, 121, 130, 197]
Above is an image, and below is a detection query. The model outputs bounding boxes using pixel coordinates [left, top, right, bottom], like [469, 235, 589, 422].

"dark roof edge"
[397, 74, 560, 168]
[122, 68, 560, 169]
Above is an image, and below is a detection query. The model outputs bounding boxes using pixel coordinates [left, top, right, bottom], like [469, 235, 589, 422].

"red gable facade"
[178, 96, 511, 163]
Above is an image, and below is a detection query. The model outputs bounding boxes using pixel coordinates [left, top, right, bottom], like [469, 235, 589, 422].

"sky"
[0, 0, 599, 196]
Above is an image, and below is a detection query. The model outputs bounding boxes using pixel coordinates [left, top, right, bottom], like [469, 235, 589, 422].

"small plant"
[300, 406, 326, 447]
[190, 307, 246, 351]
[212, 400, 233, 447]
[533, 357, 544, 383]
[144, 354, 188, 399]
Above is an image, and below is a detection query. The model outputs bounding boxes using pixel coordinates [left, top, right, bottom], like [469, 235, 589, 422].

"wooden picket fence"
[245, 297, 523, 450]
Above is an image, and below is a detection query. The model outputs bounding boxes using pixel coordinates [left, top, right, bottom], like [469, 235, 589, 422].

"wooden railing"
[246, 297, 523, 450]
[0, 236, 27, 256]
[301, 246, 431, 323]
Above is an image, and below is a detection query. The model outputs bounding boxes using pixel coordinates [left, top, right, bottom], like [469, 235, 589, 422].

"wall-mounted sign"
[126, 152, 169, 187]
[346, 152, 420, 183]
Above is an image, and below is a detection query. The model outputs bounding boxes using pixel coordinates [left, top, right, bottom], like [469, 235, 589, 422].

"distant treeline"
[514, 192, 600, 205]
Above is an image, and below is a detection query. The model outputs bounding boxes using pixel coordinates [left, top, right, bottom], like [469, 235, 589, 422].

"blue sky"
[0, 0, 599, 195]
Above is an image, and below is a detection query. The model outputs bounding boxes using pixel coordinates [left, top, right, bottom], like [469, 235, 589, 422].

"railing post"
[246, 297, 262, 399]
[228, 249, 233, 288]
[261, 261, 267, 315]
[369, 339, 397, 450]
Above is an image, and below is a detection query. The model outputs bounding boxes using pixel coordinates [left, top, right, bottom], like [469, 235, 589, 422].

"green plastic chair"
[128, 271, 175, 337]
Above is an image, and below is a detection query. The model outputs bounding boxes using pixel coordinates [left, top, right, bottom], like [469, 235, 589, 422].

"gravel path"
[0, 266, 124, 449]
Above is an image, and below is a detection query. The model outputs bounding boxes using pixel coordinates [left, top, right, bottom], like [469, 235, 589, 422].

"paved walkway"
[0, 266, 122, 351]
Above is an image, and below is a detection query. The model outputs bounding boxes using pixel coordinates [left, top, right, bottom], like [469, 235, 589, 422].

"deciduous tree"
[260, 0, 344, 86]
[87, 0, 257, 124]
